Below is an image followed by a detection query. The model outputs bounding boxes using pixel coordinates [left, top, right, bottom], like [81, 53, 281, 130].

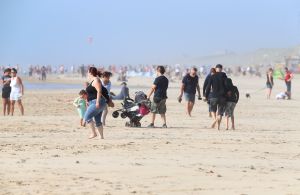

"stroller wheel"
[112, 111, 119, 118]
[120, 112, 127, 119]
[135, 121, 141, 127]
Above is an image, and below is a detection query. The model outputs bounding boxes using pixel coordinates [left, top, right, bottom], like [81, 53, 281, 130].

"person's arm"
[203, 75, 209, 97]
[93, 78, 102, 109]
[288, 73, 293, 82]
[73, 98, 79, 107]
[236, 87, 239, 103]
[205, 78, 212, 99]
[147, 85, 156, 99]
[18, 77, 24, 95]
[179, 83, 184, 98]
[196, 84, 201, 99]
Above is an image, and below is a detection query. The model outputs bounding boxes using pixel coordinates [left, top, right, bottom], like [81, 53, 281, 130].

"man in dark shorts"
[147, 66, 169, 128]
[1, 68, 12, 115]
[205, 64, 227, 130]
[178, 67, 201, 116]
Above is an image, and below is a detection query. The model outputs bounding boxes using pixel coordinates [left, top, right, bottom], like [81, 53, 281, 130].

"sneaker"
[147, 123, 155, 128]
[162, 124, 167, 128]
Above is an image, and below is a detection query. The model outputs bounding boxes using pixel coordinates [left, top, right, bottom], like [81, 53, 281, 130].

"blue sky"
[0, 0, 300, 66]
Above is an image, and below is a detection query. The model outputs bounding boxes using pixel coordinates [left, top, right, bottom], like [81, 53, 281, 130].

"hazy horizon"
[1, 0, 300, 66]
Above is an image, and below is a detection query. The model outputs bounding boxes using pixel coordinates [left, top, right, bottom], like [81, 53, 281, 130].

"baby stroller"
[112, 91, 151, 127]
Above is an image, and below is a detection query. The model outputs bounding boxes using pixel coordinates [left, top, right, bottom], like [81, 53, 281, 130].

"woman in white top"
[10, 68, 24, 116]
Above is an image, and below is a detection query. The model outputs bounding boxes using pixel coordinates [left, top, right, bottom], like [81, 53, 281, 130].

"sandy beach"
[1, 76, 300, 195]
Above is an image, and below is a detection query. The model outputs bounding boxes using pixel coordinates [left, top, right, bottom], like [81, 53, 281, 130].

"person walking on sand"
[84, 67, 108, 139]
[266, 68, 274, 99]
[178, 67, 201, 117]
[10, 68, 24, 116]
[203, 68, 216, 117]
[100, 71, 113, 126]
[224, 78, 239, 130]
[1, 68, 12, 116]
[73, 89, 88, 127]
[204, 64, 227, 130]
[147, 66, 169, 128]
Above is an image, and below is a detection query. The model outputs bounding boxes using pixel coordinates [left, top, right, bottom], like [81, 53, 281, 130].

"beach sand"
[1, 76, 300, 195]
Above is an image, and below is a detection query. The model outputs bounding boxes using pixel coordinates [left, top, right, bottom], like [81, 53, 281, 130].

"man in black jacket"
[205, 64, 227, 130]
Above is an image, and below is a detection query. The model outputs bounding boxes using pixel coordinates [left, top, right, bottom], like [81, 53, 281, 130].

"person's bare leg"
[17, 100, 24, 115]
[231, 115, 235, 130]
[217, 115, 222, 130]
[2, 99, 7, 116]
[96, 126, 104, 139]
[160, 114, 166, 125]
[101, 106, 108, 126]
[151, 113, 156, 124]
[10, 100, 15, 116]
[187, 101, 194, 117]
[80, 118, 83, 126]
[226, 116, 229, 130]
[7, 99, 10, 115]
[211, 112, 217, 128]
[88, 121, 97, 139]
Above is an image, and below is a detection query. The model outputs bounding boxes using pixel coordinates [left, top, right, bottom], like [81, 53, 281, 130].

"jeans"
[84, 98, 106, 127]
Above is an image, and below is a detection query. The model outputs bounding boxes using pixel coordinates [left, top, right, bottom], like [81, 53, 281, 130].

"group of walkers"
[266, 67, 293, 100]
[1, 68, 25, 116]
[178, 64, 239, 130]
[74, 64, 241, 139]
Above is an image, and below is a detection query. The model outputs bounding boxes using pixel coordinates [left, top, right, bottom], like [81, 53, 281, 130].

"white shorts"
[10, 91, 22, 101]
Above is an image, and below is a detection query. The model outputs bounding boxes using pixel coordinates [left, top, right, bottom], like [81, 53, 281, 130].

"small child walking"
[73, 89, 88, 126]
[225, 78, 239, 130]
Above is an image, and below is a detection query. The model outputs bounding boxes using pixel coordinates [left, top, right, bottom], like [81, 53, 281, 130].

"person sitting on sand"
[147, 66, 169, 128]
[84, 67, 108, 139]
[10, 68, 25, 116]
[276, 91, 288, 100]
[178, 67, 201, 117]
[73, 89, 88, 127]
[111, 82, 130, 100]
[224, 78, 239, 130]
[1, 68, 12, 116]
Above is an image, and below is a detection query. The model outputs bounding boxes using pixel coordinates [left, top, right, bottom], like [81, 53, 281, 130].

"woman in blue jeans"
[84, 67, 107, 139]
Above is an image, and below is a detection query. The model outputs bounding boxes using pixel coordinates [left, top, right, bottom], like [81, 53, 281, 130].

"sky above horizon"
[0, 0, 300, 66]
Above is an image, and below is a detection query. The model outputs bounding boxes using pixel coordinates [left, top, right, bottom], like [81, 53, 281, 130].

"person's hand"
[177, 95, 182, 103]
[96, 102, 100, 109]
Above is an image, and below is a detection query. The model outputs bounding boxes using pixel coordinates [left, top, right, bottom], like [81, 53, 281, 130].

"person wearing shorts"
[147, 66, 169, 128]
[178, 67, 201, 117]
[1, 68, 11, 116]
[205, 64, 227, 130]
[225, 78, 239, 130]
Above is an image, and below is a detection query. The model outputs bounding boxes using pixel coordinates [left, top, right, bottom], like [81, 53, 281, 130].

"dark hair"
[156, 66, 165, 74]
[215, 64, 223, 69]
[79, 89, 87, 95]
[210, 68, 216, 74]
[191, 67, 198, 72]
[88, 67, 102, 77]
[284, 67, 288, 71]
[102, 71, 113, 78]
[4, 68, 11, 73]
[11, 68, 17, 73]
[268, 68, 273, 72]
